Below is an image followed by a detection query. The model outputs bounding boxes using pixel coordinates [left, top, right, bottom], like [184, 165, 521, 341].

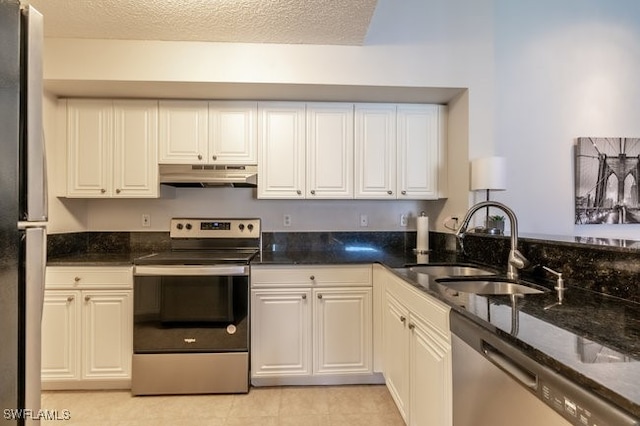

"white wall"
[43, 0, 495, 234]
[494, 0, 640, 239]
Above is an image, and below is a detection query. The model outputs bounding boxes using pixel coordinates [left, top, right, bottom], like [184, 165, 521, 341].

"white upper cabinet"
[354, 104, 397, 199]
[306, 103, 354, 199]
[397, 104, 447, 199]
[159, 100, 257, 164]
[208, 101, 257, 164]
[67, 99, 158, 198]
[257, 102, 306, 199]
[158, 100, 208, 164]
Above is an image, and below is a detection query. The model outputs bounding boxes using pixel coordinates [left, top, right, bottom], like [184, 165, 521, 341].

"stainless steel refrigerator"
[0, 1, 46, 425]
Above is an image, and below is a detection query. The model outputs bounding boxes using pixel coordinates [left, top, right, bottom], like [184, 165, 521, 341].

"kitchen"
[3, 0, 640, 425]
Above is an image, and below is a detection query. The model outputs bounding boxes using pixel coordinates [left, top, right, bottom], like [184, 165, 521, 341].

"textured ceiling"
[28, 0, 378, 45]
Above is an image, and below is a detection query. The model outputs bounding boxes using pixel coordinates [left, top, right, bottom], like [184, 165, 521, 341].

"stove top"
[135, 249, 259, 266]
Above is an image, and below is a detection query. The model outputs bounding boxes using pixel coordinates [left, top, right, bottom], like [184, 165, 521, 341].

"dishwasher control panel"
[540, 381, 603, 426]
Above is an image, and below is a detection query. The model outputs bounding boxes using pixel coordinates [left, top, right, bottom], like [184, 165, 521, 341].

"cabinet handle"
[100, 188, 106, 194]
[317, 294, 323, 299]
[400, 316, 406, 323]
[74, 276, 81, 282]
[67, 296, 74, 302]
[309, 275, 315, 281]
[115, 188, 121, 194]
[387, 190, 393, 195]
[401, 190, 407, 195]
[212, 155, 217, 161]
[197, 154, 203, 160]
[84, 296, 91, 302]
[296, 190, 302, 195]
[310, 190, 316, 195]
[408, 323, 416, 330]
[302, 294, 307, 300]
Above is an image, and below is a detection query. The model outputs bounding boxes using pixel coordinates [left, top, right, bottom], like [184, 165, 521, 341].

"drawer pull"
[408, 323, 415, 330]
[309, 275, 315, 281]
[400, 316, 406, 323]
[84, 296, 91, 302]
[302, 294, 307, 300]
[317, 294, 323, 299]
[67, 296, 74, 302]
[74, 276, 81, 282]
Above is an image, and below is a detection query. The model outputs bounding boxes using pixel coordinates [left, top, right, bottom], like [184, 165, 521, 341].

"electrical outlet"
[283, 214, 292, 227]
[142, 214, 151, 227]
[400, 214, 408, 227]
[360, 214, 368, 227]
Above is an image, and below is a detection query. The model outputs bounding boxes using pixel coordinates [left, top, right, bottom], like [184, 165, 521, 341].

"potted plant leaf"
[486, 214, 505, 235]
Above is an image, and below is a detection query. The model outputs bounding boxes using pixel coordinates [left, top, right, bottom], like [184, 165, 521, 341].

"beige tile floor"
[41, 385, 405, 426]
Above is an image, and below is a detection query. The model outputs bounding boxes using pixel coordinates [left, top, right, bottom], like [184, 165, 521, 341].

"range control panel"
[170, 218, 261, 239]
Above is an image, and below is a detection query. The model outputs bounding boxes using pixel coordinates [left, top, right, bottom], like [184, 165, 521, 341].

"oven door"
[133, 265, 249, 354]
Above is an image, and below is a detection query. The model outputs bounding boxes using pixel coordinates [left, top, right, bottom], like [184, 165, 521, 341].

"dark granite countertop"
[391, 266, 640, 419]
[47, 245, 639, 419]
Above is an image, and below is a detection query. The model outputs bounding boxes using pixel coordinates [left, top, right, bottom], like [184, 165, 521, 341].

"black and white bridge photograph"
[575, 137, 640, 224]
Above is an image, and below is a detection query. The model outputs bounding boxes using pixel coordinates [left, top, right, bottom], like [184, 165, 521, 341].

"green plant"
[489, 215, 505, 221]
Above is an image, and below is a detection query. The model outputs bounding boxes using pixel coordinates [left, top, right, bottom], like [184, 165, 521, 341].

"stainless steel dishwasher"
[451, 312, 639, 426]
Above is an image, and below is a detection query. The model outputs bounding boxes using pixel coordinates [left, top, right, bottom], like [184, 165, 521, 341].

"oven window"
[160, 276, 233, 323]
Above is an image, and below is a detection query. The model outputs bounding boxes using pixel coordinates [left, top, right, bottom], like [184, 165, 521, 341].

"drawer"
[251, 265, 372, 288]
[46, 266, 133, 289]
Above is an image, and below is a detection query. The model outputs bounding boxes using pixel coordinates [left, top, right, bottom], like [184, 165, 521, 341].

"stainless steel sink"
[409, 265, 496, 277]
[435, 278, 547, 295]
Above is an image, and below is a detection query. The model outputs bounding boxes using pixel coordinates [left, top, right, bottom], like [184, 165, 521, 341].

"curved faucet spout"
[456, 201, 529, 280]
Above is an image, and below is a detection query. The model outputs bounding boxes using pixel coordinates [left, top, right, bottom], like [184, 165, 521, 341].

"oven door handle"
[134, 265, 250, 276]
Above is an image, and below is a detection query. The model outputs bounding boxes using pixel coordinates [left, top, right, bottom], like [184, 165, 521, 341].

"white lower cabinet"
[250, 265, 380, 386]
[41, 267, 133, 390]
[377, 266, 452, 426]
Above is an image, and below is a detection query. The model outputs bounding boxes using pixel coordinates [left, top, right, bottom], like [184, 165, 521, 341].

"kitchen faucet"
[456, 201, 529, 280]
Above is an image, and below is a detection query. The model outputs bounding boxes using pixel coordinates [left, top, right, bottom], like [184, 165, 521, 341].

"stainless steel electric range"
[131, 218, 261, 395]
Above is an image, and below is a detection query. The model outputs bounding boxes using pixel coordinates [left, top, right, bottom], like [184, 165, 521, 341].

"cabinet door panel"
[209, 101, 257, 164]
[251, 289, 311, 377]
[306, 103, 354, 198]
[113, 100, 158, 197]
[410, 314, 452, 426]
[158, 100, 208, 164]
[383, 292, 410, 422]
[82, 291, 132, 379]
[41, 291, 81, 381]
[257, 102, 306, 198]
[67, 99, 112, 197]
[355, 104, 397, 199]
[397, 104, 443, 199]
[313, 288, 372, 375]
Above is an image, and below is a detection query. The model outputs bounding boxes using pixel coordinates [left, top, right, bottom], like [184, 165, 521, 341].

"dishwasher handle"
[482, 341, 537, 390]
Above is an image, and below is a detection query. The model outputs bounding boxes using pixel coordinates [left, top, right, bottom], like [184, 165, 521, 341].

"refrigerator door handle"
[24, 226, 46, 420]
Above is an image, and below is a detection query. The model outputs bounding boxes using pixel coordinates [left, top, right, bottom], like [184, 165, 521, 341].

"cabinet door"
[41, 291, 81, 381]
[313, 288, 372, 375]
[383, 292, 410, 423]
[251, 289, 312, 377]
[82, 291, 132, 380]
[409, 313, 452, 426]
[112, 100, 159, 197]
[306, 103, 354, 198]
[354, 104, 397, 199]
[67, 99, 112, 197]
[397, 104, 445, 199]
[257, 102, 306, 199]
[209, 101, 257, 164]
[158, 100, 208, 164]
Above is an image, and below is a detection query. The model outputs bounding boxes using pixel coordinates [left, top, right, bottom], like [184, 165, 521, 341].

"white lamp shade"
[471, 156, 506, 191]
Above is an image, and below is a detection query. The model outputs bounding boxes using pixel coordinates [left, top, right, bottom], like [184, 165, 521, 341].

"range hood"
[159, 164, 258, 187]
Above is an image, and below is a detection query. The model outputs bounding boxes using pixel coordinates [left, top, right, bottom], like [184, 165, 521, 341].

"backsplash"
[433, 232, 640, 304]
[47, 230, 640, 303]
